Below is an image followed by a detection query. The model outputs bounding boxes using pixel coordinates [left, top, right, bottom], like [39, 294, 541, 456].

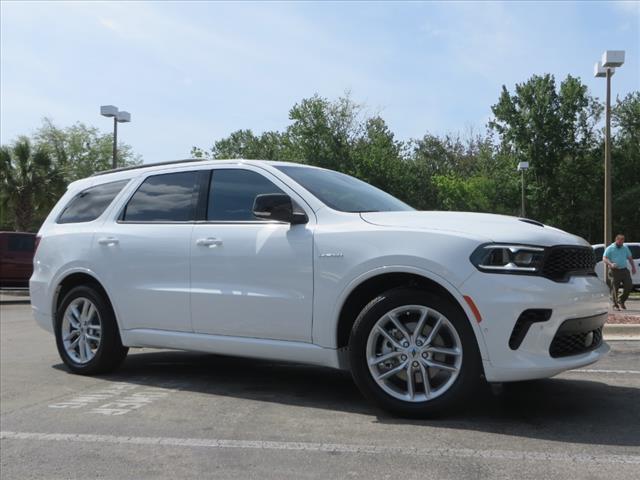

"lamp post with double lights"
[100, 105, 131, 169]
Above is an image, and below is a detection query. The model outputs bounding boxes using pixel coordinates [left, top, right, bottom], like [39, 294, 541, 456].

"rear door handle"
[97, 237, 119, 246]
[196, 237, 223, 248]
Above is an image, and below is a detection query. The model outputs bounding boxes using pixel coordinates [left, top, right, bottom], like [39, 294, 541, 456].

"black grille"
[549, 327, 603, 358]
[509, 309, 552, 350]
[542, 246, 596, 282]
[549, 313, 606, 358]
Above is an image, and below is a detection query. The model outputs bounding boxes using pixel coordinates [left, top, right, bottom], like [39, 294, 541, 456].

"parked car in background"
[0, 231, 36, 288]
[30, 159, 609, 417]
[593, 242, 640, 291]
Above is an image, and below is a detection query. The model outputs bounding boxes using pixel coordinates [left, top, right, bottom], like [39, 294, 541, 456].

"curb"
[604, 324, 640, 340]
[0, 291, 31, 306]
[0, 289, 30, 306]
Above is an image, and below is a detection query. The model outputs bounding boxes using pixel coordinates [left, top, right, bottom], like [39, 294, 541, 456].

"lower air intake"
[549, 313, 606, 358]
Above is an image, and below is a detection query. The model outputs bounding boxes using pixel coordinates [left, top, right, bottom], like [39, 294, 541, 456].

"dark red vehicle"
[0, 232, 36, 288]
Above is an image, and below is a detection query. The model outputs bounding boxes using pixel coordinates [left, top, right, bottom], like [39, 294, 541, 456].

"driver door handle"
[196, 237, 223, 248]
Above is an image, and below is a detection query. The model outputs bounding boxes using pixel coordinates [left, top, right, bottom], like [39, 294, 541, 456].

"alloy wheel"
[366, 304, 463, 402]
[61, 297, 102, 364]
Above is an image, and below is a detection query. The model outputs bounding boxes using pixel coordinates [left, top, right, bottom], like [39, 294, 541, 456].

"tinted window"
[275, 165, 413, 213]
[8, 235, 35, 252]
[58, 180, 129, 224]
[594, 247, 604, 259]
[629, 245, 640, 259]
[208, 169, 284, 221]
[123, 171, 198, 222]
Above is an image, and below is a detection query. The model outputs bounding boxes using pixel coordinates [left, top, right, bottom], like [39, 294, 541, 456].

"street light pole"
[594, 51, 624, 286]
[521, 169, 525, 217]
[100, 105, 132, 171]
[604, 66, 612, 249]
[594, 50, 625, 248]
[517, 161, 529, 217]
[112, 116, 118, 169]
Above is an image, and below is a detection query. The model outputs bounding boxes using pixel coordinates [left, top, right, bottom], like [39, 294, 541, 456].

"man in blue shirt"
[603, 233, 637, 310]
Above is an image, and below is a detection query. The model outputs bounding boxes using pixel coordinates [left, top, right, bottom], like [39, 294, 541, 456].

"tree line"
[1, 73, 638, 242]
[192, 74, 639, 243]
[0, 119, 140, 231]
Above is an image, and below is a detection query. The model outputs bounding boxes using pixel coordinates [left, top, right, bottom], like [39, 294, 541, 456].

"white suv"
[30, 159, 609, 416]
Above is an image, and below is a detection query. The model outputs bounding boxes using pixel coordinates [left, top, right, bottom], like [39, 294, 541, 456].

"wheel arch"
[53, 271, 119, 330]
[335, 270, 489, 362]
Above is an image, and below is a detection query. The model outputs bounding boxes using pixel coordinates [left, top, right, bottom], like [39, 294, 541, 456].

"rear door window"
[58, 180, 129, 224]
[593, 247, 604, 260]
[122, 171, 199, 222]
[629, 245, 640, 259]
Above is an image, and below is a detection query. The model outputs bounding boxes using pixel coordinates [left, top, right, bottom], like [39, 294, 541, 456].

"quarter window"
[207, 169, 284, 221]
[58, 180, 129, 224]
[123, 171, 198, 222]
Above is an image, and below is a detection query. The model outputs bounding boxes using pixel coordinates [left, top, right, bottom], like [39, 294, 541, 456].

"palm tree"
[0, 137, 64, 232]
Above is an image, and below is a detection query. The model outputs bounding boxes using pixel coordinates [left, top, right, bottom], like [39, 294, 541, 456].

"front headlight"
[470, 244, 546, 274]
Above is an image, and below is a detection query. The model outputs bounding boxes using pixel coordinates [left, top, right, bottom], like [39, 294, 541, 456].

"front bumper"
[460, 272, 610, 382]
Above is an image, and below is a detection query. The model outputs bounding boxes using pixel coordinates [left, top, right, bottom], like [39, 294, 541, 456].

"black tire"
[349, 287, 483, 417]
[55, 285, 128, 375]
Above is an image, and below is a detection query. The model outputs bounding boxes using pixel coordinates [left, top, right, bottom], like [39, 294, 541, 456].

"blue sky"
[1, 1, 638, 163]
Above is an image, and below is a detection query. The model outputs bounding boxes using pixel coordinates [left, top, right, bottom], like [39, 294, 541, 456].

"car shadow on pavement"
[53, 349, 640, 447]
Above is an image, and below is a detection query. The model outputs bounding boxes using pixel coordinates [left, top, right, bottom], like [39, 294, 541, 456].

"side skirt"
[121, 329, 347, 370]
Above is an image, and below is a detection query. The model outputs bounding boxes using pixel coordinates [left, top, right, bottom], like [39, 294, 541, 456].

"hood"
[360, 211, 589, 247]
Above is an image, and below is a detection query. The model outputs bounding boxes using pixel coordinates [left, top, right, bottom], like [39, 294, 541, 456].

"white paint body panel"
[93, 222, 194, 332]
[190, 164, 315, 341]
[30, 160, 610, 382]
[190, 222, 314, 341]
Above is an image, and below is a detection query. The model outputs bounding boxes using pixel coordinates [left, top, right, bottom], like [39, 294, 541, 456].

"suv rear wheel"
[55, 285, 128, 375]
[349, 287, 482, 417]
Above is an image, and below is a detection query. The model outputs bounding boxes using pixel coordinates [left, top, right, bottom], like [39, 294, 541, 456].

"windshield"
[275, 165, 414, 213]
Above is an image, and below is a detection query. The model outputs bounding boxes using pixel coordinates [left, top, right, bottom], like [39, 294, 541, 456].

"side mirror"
[252, 194, 308, 224]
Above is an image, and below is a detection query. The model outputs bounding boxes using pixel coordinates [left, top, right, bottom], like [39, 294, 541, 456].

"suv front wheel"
[349, 287, 482, 417]
[55, 285, 128, 375]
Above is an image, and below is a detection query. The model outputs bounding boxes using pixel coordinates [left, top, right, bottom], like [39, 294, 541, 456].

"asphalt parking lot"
[1, 303, 639, 479]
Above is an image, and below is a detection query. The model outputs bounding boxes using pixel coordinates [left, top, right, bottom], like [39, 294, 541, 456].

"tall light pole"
[100, 105, 131, 169]
[594, 50, 625, 249]
[517, 161, 529, 217]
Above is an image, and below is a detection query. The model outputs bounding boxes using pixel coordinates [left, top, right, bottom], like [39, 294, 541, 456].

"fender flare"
[331, 265, 490, 362]
[51, 266, 123, 335]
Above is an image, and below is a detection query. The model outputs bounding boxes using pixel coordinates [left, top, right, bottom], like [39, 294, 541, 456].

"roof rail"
[91, 158, 207, 176]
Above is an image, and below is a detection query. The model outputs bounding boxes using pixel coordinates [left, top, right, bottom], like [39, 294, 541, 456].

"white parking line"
[568, 369, 640, 375]
[2, 431, 639, 465]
